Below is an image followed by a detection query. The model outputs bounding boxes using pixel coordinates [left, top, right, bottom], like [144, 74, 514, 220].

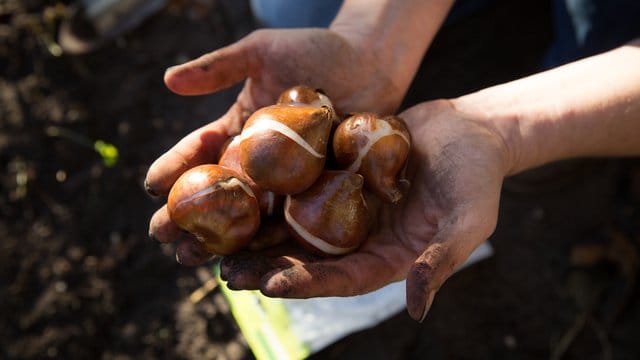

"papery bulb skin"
[218, 136, 282, 217]
[276, 86, 342, 169]
[277, 85, 331, 107]
[284, 171, 369, 256]
[333, 113, 411, 203]
[239, 104, 333, 195]
[168, 164, 260, 255]
[277, 85, 339, 124]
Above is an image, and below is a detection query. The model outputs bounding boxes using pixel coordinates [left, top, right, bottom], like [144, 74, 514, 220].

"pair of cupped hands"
[146, 29, 508, 322]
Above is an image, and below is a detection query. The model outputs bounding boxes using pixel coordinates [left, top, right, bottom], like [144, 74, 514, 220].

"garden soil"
[1, 1, 639, 359]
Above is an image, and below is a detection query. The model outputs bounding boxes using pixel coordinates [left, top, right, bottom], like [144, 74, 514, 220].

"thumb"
[405, 241, 455, 322]
[405, 229, 485, 322]
[164, 31, 266, 95]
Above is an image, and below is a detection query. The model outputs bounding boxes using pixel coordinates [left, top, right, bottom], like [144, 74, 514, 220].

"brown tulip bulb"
[277, 85, 339, 124]
[218, 136, 282, 217]
[239, 104, 333, 195]
[168, 164, 260, 255]
[248, 217, 290, 251]
[333, 113, 411, 203]
[284, 171, 369, 256]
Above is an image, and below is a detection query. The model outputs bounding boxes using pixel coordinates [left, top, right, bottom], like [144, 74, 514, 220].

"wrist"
[449, 94, 527, 177]
[453, 42, 640, 177]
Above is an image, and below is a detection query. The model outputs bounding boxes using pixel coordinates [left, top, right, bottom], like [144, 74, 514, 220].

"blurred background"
[1, 0, 639, 359]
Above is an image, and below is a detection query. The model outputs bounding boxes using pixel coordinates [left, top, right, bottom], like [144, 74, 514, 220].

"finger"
[220, 244, 319, 290]
[405, 240, 456, 322]
[260, 248, 400, 298]
[144, 105, 244, 196]
[405, 221, 488, 322]
[175, 236, 214, 267]
[149, 205, 182, 243]
[164, 31, 264, 96]
[220, 253, 289, 290]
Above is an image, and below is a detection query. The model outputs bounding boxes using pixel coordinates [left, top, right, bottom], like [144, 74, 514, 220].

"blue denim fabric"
[249, 0, 342, 28]
[544, 0, 640, 68]
[249, 0, 493, 28]
[249, 0, 640, 68]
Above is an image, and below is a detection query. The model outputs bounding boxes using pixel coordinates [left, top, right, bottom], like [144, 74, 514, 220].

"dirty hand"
[219, 99, 510, 321]
[164, 28, 405, 115]
[145, 28, 403, 262]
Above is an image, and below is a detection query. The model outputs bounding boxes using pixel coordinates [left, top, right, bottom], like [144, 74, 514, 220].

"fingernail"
[144, 180, 158, 196]
[219, 264, 232, 281]
[418, 291, 436, 323]
[261, 272, 291, 298]
[225, 279, 239, 290]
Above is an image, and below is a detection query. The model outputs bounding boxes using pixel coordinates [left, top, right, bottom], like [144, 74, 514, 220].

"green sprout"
[46, 126, 120, 167]
[94, 140, 119, 167]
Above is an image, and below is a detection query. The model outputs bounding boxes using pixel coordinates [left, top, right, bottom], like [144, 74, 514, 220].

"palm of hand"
[147, 28, 509, 322]
[220, 100, 508, 321]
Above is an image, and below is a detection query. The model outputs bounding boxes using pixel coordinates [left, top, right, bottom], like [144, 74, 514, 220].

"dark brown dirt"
[1, 1, 638, 359]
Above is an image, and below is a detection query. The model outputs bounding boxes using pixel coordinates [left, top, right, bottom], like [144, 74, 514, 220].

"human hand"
[145, 28, 403, 264]
[218, 99, 511, 321]
[164, 27, 405, 117]
[165, 40, 640, 321]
